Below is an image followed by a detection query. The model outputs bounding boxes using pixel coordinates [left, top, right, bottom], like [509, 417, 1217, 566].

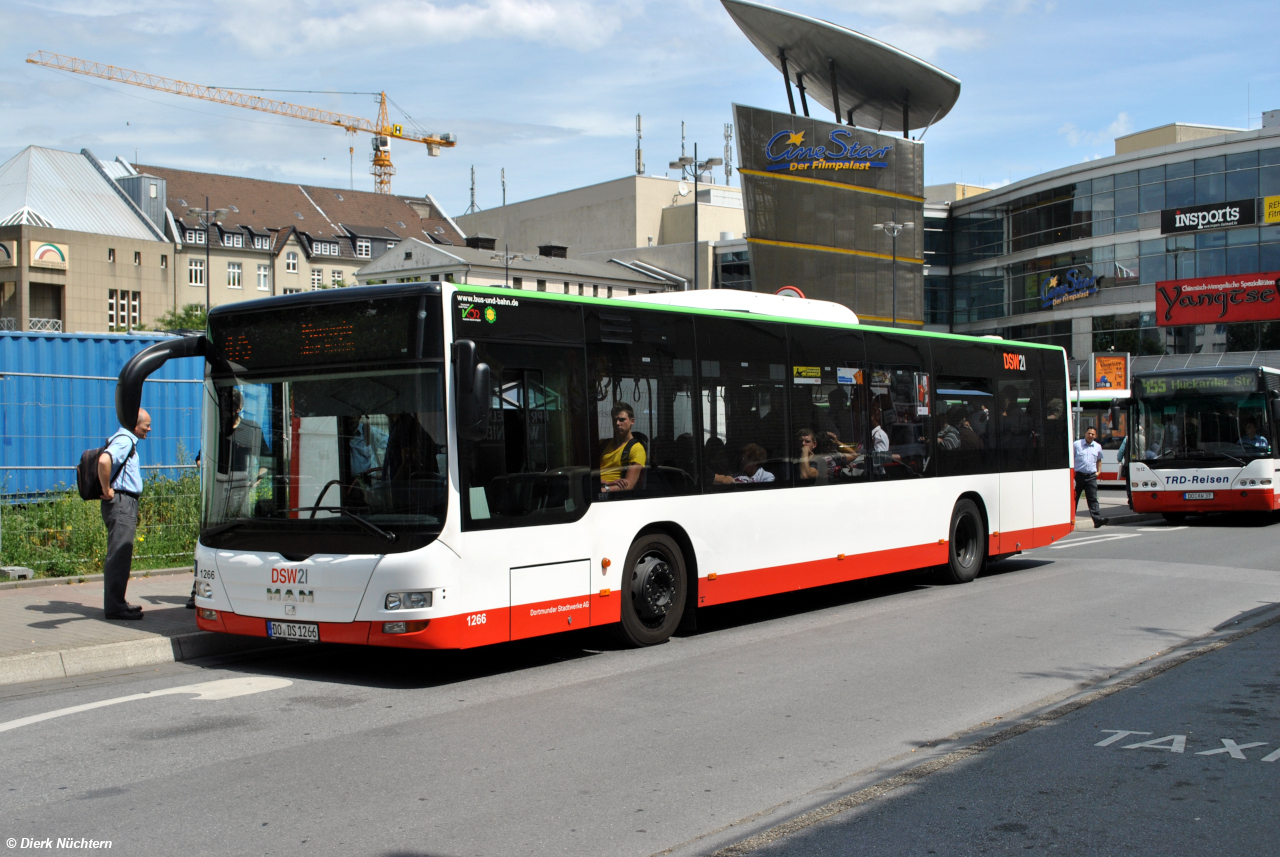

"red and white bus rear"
[117, 283, 1075, 649]
[1128, 366, 1280, 521]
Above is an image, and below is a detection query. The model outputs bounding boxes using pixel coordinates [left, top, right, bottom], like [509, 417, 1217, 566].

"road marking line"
[1122, 734, 1186, 753]
[1137, 526, 1188, 531]
[1195, 739, 1268, 759]
[1262, 748, 1280, 763]
[1095, 730, 1151, 746]
[1050, 533, 1142, 549]
[0, 676, 292, 734]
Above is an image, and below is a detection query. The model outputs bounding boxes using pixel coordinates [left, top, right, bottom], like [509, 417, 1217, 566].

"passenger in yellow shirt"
[599, 403, 646, 494]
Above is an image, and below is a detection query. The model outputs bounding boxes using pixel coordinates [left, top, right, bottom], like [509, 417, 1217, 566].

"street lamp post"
[670, 144, 723, 291]
[187, 197, 228, 315]
[872, 219, 914, 327]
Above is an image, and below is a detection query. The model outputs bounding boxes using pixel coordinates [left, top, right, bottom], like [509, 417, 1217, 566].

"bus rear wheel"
[940, 499, 986, 584]
[615, 534, 687, 647]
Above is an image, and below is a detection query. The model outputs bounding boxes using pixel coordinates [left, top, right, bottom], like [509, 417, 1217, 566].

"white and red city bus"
[1128, 366, 1280, 521]
[1070, 388, 1130, 486]
[117, 283, 1074, 648]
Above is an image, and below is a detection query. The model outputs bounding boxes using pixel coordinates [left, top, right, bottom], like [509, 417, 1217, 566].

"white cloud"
[1058, 112, 1133, 147]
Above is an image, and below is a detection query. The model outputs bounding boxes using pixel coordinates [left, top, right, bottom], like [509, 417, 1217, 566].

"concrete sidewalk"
[0, 571, 272, 686]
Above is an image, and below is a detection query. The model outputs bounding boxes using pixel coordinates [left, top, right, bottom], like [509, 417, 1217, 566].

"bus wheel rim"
[632, 553, 675, 626]
[955, 514, 979, 568]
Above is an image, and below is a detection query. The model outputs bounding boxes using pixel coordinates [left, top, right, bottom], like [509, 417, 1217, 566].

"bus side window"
[586, 307, 698, 498]
[786, 326, 868, 485]
[1041, 353, 1069, 470]
[996, 350, 1043, 472]
[459, 342, 590, 530]
[695, 317, 790, 490]
[934, 376, 994, 476]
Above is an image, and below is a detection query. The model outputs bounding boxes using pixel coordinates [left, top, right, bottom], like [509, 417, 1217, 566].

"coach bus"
[1128, 366, 1280, 521]
[1071, 387, 1130, 486]
[116, 283, 1074, 648]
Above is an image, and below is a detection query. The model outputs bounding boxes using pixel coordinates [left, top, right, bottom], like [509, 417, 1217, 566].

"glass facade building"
[941, 124, 1280, 372]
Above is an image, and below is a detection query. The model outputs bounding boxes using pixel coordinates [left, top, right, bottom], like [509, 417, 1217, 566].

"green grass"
[1, 470, 201, 577]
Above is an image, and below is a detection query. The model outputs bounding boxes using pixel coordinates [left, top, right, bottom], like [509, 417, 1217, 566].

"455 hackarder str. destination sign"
[1160, 199, 1256, 234]
[1155, 271, 1280, 325]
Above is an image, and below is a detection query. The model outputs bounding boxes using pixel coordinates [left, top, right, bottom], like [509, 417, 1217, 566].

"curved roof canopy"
[722, 0, 961, 134]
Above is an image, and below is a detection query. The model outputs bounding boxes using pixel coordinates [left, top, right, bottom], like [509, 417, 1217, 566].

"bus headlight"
[385, 591, 432, 610]
[197, 582, 213, 598]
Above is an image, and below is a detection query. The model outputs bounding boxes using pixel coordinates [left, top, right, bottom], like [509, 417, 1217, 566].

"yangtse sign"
[1154, 271, 1280, 326]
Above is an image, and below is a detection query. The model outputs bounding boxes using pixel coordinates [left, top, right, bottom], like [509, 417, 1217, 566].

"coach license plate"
[1183, 492, 1214, 501]
[267, 621, 319, 642]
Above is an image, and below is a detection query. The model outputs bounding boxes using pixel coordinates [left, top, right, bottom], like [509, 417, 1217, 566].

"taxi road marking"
[1097, 729, 1277, 761]
[0, 676, 293, 734]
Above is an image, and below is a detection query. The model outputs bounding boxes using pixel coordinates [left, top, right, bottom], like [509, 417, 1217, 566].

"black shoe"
[126, 603, 143, 613]
[1096, 518, 1109, 528]
[185, 596, 196, 609]
[105, 611, 144, 621]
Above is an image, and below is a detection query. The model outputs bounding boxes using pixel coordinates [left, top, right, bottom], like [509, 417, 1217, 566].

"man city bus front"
[1128, 367, 1280, 521]
[191, 286, 464, 646]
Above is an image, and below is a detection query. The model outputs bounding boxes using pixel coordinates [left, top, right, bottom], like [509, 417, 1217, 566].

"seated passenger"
[1240, 419, 1270, 451]
[797, 428, 825, 483]
[959, 412, 983, 450]
[599, 402, 646, 494]
[713, 443, 776, 485]
[937, 408, 963, 451]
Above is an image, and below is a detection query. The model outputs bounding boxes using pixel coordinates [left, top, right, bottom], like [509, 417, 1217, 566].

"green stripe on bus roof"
[447, 282, 1066, 352]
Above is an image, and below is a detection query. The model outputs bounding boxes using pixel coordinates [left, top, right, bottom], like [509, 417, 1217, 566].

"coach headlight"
[385, 592, 402, 611]
[384, 591, 433, 611]
[197, 581, 213, 598]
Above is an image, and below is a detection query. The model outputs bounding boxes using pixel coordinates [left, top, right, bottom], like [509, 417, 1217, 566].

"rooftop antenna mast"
[724, 123, 734, 185]
[501, 167, 506, 206]
[465, 165, 481, 214]
[681, 121, 686, 160]
[635, 114, 644, 176]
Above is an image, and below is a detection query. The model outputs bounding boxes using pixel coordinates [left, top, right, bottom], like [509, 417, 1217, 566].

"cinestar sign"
[1160, 199, 1256, 234]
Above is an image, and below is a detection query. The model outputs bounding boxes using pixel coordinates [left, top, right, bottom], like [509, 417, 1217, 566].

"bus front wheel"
[616, 534, 687, 647]
[940, 499, 986, 585]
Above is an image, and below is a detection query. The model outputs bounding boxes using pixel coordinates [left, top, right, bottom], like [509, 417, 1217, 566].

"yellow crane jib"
[26, 51, 456, 194]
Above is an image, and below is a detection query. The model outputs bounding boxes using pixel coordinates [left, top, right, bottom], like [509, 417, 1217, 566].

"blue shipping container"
[0, 332, 203, 496]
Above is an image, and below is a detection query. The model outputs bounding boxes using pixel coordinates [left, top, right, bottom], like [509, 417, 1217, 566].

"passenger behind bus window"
[1240, 418, 1269, 452]
[713, 443, 775, 485]
[599, 402, 646, 494]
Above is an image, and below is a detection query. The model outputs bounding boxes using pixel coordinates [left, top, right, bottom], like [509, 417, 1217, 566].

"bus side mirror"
[453, 339, 491, 442]
[1110, 403, 1123, 433]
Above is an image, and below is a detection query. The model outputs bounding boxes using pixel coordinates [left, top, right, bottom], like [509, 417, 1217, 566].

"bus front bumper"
[1131, 488, 1279, 514]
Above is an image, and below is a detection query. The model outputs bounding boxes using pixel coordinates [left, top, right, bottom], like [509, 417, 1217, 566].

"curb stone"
[0, 566, 193, 592]
[0, 631, 277, 687]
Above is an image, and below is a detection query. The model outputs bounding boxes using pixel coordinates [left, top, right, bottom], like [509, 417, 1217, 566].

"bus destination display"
[210, 295, 439, 369]
[1137, 371, 1257, 397]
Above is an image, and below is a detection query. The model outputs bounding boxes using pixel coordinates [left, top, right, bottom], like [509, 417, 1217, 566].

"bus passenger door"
[457, 341, 592, 641]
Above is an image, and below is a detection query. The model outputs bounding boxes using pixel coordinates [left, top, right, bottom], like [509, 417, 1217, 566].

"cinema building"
[939, 120, 1280, 376]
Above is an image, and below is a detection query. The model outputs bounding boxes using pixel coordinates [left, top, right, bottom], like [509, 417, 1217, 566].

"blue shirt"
[1241, 433, 1269, 451]
[1073, 438, 1104, 475]
[104, 428, 143, 494]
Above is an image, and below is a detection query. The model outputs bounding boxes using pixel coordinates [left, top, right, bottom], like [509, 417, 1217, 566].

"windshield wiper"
[1182, 450, 1246, 467]
[202, 520, 246, 538]
[279, 506, 398, 543]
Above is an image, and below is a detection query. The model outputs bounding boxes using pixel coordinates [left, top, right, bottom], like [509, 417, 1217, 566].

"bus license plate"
[1183, 492, 1214, 501]
[267, 621, 319, 642]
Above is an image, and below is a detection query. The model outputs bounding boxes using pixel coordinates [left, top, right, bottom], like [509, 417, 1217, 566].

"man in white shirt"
[1073, 427, 1108, 528]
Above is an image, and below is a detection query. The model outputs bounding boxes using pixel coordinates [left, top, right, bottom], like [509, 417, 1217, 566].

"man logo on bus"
[484, 306, 497, 323]
[459, 303, 482, 322]
[1003, 352, 1027, 371]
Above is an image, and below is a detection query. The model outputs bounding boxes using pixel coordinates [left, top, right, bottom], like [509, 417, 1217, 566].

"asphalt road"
[2, 513, 1278, 857]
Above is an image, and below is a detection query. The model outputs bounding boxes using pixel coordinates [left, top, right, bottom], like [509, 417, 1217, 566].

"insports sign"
[1160, 199, 1255, 234]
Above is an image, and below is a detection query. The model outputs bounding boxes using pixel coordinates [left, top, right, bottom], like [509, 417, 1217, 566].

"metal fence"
[1, 470, 200, 575]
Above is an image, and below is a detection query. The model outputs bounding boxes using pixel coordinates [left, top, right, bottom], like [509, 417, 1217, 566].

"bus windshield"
[1134, 393, 1273, 465]
[201, 365, 447, 552]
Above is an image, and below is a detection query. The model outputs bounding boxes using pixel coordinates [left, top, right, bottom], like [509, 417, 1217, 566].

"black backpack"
[77, 433, 136, 501]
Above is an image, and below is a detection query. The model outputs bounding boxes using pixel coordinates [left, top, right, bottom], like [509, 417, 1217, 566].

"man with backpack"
[97, 408, 152, 620]
[599, 403, 645, 494]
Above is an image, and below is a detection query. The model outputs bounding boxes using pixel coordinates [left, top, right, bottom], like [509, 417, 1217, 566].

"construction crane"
[26, 51, 456, 194]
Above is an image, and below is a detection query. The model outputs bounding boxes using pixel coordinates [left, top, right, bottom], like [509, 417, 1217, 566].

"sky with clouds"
[2, 0, 1277, 217]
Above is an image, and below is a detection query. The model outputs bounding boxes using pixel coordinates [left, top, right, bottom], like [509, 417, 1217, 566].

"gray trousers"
[100, 493, 138, 614]
[1073, 472, 1104, 525]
